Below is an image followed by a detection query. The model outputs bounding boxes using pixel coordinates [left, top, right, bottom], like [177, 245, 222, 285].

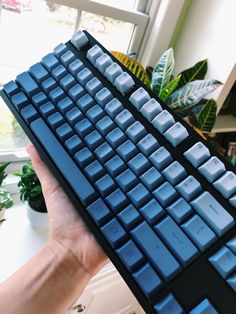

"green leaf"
[167, 79, 222, 110]
[188, 111, 199, 128]
[159, 74, 181, 101]
[0, 162, 10, 186]
[176, 59, 208, 89]
[151, 48, 174, 97]
[112, 51, 151, 87]
[198, 99, 217, 132]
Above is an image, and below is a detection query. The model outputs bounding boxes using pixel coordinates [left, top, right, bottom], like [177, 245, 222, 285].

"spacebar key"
[31, 118, 97, 206]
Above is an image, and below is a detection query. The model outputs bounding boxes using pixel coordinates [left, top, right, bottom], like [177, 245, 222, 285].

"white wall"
[173, 0, 236, 110]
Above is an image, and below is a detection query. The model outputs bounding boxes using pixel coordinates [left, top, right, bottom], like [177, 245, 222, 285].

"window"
[0, 0, 151, 160]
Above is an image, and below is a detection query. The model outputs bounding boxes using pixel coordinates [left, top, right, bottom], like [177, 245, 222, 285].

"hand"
[27, 144, 108, 277]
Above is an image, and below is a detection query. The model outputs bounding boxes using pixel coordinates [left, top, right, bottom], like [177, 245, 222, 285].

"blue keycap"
[155, 216, 199, 266]
[126, 121, 147, 143]
[95, 174, 116, 197]
[41, 77, 57, 93]
[53, 43, 68, 58]
[184, 142, 210, 168]
[127, 183, 151, 207]
[95, 87, 113, 107]
[152, 110, 175, 133]
[39, 101, 56, 118]
[16, 72, 40, 97]
[230, 195, 236, 208]
[105, 155, 126, 177]
[12, 92, 28, 110]
[209, 246, 236, 278]
[57, 97, 73, 114]
[114, 72, 135, 94]
[189, 299, 218, 314]
[198, 156, 226, 183]
[191, 192, 235, 237]
[118, 204, 142, 230]
[140, 167, 164, 191]
[164, 122, 189, 147]
[227, 236, 236, 254]
[104, 62, 123, 84]
[162, 161, 187, 185]
[71, 31, 89, 49]
[94, 142, 114, 163]
[133, 263, 163, 298]
[86, 104, 105, 124]
[153, 182, 178, 207]
[31, 118, 97, 206]
[96, 116, 115, 136]
[65, 134, 83, 154]
[77, 68, 93, 86]
[105, 188, 128, 212]
[129, 87, 150, 110]
[140, 98, 162, 121]
[29, 63, 49, 83]
[213, 171, 236, 198]
[74, 118, 93, 137]
[227, 274, 236, 292]
[137, 134, 160, 156]
[87, 198, 111, 226]
[176, 176, 202, 201]
[56, 123, 73, 141]
[32, 92, 48, 108]
[84, 160, 105, 181]
[61, 50, 76, 67]
[21, 104, 39, 124]
[3, 80, 20, 96]
[66, 107, 83, 125]
[115, 109, 135, 131]
[128, 153, 150, 176]
[106, 127, 126, 149]
[95, 53, 113, 73]
[101, 218, 127, 248]
[117, 140, 138, 162]
[105, 98, 123, 118]
[116, 240, 144, 271]
[86, 77, 103, 97]
[166, 198, 193, 224]
[84, 130, 104, 150]
[68, 59, 84, 76]
[182, 215, 217, 251]
[68, 84, 85, 102]
[154, 293, 184, 314]
[116, 169, 138, 192]
[47, 112, 64, 129]
[74, 147, 94, 167]
[41, 53, 59, 71]
[49, 87, 65, 103]
[76, 94, 94, 113]
[131, 221, 181, 280]
[139, 199, 164, 225]
[87, 44, 103, 64]
[60, 74, 76, 91]
[52, 64, 67, 81]
[149, 147, 173, 170]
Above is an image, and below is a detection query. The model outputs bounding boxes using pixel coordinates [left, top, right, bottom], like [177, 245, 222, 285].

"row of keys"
[185, 142, 236, 205]
[209, 236, 236, 292]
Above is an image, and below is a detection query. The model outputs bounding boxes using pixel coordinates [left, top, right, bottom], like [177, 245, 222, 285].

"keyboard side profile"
[1, 30, 236, 314]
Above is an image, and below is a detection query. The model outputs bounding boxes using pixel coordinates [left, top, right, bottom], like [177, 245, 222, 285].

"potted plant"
[0, 162, 14, 222]
[14, 163, 48, 230]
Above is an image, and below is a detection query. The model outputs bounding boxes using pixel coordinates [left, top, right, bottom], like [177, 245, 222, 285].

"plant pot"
[26, 204, 49, 231]
[0, 208, 6, 222]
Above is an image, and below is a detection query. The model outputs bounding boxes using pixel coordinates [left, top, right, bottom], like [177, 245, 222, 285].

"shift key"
[131, 221, 181, 281]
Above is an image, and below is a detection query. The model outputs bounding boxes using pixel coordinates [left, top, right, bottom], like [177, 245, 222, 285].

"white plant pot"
[26, 204, 49, 231]
[0, 208, 6, 222]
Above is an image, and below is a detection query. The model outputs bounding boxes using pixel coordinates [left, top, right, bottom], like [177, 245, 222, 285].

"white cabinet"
[0, 205, 142, 314]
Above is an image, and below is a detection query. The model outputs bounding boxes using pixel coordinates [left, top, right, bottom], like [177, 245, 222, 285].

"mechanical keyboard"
[1, 30, 236, 314]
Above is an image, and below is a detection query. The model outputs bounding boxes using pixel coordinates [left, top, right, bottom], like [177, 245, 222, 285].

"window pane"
[89, 0, 137, 10]
[80, 12, 134, 52]
[0, 97, 30, 150]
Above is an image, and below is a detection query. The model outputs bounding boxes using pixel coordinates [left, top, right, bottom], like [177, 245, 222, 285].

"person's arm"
[0, 145, 108, 314]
